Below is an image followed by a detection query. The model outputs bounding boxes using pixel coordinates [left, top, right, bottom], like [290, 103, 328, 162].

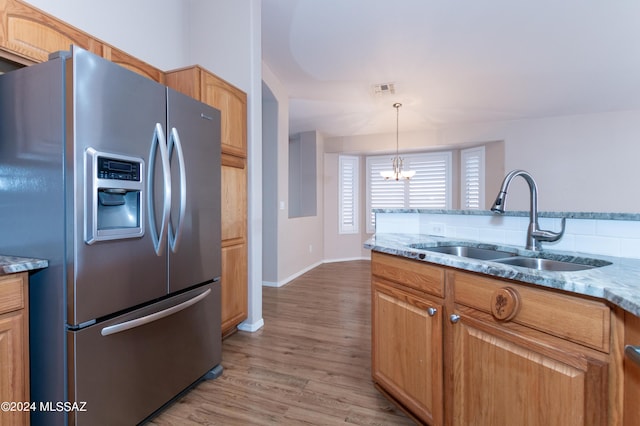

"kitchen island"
[0, 255, 47, 426]
[366, 233, 640, 425]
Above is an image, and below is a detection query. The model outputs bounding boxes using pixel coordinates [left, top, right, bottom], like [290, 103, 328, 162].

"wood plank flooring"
[148, 260, 414, 425]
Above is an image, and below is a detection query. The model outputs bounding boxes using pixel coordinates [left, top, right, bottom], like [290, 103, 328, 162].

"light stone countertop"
[0, 255, 48, 275]
[365, 233, 640, 317]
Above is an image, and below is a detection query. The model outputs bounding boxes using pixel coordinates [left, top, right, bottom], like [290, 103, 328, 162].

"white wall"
[276, 130, 325, 285]
[323, 153, 370, 262]
[326, 110, 640, 214]
[25, 0, 188, 70]
[262, 82, 278, 283]
[437, 110, 640, 214]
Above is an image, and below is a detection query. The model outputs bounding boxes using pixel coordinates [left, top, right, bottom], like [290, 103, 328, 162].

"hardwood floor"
[148, 260, 414, 425]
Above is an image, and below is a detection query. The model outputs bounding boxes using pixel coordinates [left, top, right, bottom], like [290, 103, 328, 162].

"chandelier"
[380, 103, 415, 180]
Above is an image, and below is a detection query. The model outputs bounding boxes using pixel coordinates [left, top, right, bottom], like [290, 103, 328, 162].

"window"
[366, 152, 452, 233]
[461, 146, 485, 210]
[339, 155, 359, 234]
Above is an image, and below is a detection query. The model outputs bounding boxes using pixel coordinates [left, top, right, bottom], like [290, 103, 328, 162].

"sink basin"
[493, 256, 608, 272]
[413, 245, 516, 261]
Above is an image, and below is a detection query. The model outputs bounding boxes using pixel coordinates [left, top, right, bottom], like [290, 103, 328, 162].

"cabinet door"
[372, 279, 443, 425]
[102, 45, 164, 83]
[451, 308, 608, 426]
[201, 72, 247, 158]
[220, 155, 248, 334]
[221, 156, 247, 243]
[624, 312, 640, 426]
[221, 242, 248, 335]
[0, 311, 27, 426]
[0, 0, 101, 63]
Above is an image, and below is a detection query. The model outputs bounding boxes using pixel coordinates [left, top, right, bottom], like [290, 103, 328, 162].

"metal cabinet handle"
[450, 314, 460, 324]
[101, 289, 211, 336]
[625, 345, 640, 367]
[427, 307, 437, 317]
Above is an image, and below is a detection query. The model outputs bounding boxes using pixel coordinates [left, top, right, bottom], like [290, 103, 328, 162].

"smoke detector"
[372, 82, 396, 96]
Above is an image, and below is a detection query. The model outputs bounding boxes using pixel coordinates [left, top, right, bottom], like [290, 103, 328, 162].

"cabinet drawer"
[372, 252, 444, 297]
[0, 274, 24, 315]
[452, 271, 610, 352]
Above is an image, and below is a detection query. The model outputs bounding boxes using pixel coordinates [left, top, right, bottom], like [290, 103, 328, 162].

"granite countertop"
[365, 233, 640, 317]
[0, 255, 48, 275]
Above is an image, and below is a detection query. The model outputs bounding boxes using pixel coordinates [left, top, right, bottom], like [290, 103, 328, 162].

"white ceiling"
[261, 0, 640, 138]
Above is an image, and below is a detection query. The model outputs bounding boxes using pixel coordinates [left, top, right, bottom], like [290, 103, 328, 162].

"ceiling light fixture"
[380, 102, 415, 181]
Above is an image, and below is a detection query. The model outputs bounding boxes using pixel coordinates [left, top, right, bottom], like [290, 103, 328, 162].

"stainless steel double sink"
[410, 244, 611, 272]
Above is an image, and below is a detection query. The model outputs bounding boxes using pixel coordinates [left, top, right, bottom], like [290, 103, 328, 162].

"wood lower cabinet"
[0, 272, 29, 426]
[166, 66, 248, 336]
[371, 252, 614, 426]
[371, 252, 445, 425]
[624, 312, 640, 426]
[451, 306, 608, 426]
[372, 278, 443, 425]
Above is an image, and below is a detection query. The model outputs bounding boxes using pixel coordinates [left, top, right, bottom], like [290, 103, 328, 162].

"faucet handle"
[531, 217, 566, 243]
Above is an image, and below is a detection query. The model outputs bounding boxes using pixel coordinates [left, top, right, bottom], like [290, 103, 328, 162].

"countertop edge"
[366, 233, 640, 317]
[0, 255, 49, 275]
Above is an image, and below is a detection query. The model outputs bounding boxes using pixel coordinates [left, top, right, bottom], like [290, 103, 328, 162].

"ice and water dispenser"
[85, 148, 145, 244]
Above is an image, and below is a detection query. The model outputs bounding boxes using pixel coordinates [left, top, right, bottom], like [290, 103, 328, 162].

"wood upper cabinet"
[100, 44, 164, 83]
[166, 66, 247, 158]
[0, 0, 100, 63]
[450, 271, 610, 426]
[0, 0, 164, 83]
[166, 66, 248, 336]
[0, 272, 29, 426]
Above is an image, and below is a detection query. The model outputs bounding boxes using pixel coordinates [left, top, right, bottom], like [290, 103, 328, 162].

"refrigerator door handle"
[168, 127, 187, 253]
[148, 123, 172, 255]
[100, 288, 211, 336]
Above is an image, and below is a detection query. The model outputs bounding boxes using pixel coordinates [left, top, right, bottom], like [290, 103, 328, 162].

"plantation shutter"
[461, 146, 485, 210]
[366, 153, 451, 233]
[406, 153, 451, 208]
[339, 155, 359, 234]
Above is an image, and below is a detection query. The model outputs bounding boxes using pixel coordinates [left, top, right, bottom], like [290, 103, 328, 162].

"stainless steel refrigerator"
[0, 46, 222, 425]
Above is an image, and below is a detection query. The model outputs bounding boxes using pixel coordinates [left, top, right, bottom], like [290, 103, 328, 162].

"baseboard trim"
[262, 256, 370, 288]
[323, 256, 370, 263]
[237, 318, 264, 332]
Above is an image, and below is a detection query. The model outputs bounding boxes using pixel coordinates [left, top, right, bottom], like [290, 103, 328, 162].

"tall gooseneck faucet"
[491, 170, 566, 251]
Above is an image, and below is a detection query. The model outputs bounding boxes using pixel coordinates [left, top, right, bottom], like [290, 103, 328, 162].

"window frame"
[338, 155, 360, 234]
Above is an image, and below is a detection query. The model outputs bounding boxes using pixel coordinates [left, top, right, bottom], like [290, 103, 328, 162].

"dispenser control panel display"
[97, 157, 141, 181]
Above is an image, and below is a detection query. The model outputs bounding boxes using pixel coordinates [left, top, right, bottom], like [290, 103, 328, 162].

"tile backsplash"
[375, 212, 640, 259]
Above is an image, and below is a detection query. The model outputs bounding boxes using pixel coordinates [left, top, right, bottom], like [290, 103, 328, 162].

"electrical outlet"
[427, 222, 446, 237]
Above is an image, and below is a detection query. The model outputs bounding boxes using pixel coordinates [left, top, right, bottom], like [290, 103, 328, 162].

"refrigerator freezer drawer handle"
[100, 289, 211, 336]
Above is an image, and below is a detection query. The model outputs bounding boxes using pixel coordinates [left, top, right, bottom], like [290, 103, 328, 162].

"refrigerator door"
[166, 88, 221, 292]
[68, 282, 221, 425]
[69, 48, 168, 325]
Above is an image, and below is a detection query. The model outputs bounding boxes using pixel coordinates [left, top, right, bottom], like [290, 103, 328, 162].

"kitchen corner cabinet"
[371, 251, 613, 426]
[0, 272, 29, 426]
[166, 66, 248, 336]
[0, 0, 164, 83]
